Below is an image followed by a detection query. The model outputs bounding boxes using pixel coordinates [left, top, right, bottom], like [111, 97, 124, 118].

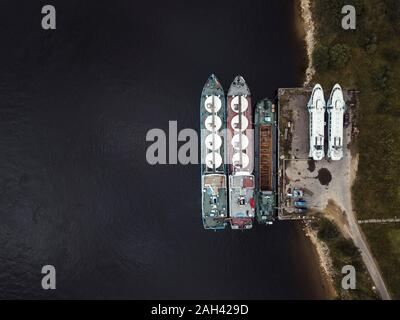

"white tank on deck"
[205, 133, 222, 151]
[230, 96, 249, 113]
[204, 95, 222, 113]
[231, 114, 249, 132]
[231, 134, 249, 150]
[205, 115, 222, 132]
[232, 152, 249, 169]
[205, 152, 222, 169]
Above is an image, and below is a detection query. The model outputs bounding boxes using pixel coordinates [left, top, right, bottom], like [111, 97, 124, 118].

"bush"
[383, 48, 400, 62]
[329, 44, 351, 69]
[317, 218, 340, 241]
[384, 0, 400, 31]
[372, 65, 392, 92]
[314, 0, 365, 35]
[335, 238, 360, 258]
[313, 45, 330, 72]
[314, 0, 343, 32]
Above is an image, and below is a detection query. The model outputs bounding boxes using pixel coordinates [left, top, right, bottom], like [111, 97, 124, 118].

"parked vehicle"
[294, 199, 307, 208]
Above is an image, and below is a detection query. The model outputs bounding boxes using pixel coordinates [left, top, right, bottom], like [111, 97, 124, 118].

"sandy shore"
[303, 221, 337, 298]
[299, 0, 315, 86]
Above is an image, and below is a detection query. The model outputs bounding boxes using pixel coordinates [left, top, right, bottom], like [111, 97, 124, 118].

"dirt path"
[346, 210, 391, 299]
[324, 154, 391, 300]
[345, 155, 391, 300]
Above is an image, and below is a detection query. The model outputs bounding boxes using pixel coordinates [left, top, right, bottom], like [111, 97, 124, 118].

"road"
[358, 218, 400, 224]
[344, 155, 391, 300]
[346, 206, 391, 300]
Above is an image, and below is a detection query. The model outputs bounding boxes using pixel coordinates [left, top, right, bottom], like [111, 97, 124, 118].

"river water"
[0, 0, 327, 299]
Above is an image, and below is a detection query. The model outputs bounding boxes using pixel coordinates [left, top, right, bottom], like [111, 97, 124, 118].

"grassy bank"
[309, 0, 400, 298]
[362, 224, 400, 299]
[311, 217, 377, 299]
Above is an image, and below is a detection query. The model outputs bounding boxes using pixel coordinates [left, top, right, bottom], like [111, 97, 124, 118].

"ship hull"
[254, 98, 277, 224]
[308, 84, 326, 161]
[327, 84, 345, 161]
[200, 75, 228, 230]
[226, 76, 255, 230]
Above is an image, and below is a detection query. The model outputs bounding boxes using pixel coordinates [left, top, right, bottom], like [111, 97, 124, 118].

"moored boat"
[226, 76, 255, 230]
[254, 98, 277, 225]
[308, 84, 326, 161]
[200, 74, 228, 230]
[327, 84, 346, 161]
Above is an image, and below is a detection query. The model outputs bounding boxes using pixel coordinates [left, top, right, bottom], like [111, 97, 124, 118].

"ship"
[254, 98, 277, 225]
[200, 74, 228, 230]
[308, 84, 326, 161]
[327, 84, 346, 161]
[227, 76, 255, 230]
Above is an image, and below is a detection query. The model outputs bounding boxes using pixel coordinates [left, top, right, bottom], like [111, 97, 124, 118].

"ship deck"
[202, 174, 227, 229]
[229, 174, 255, 219]
[327, 88, 345, 160]
[200, 75, 227, 230]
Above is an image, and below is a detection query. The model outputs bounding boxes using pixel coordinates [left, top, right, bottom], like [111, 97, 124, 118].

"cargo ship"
[308, 84, 326, 161]
[254, 98, 277, 224]
[200, 74, 228, 230]
[327, 84, 345, 161]
[227, 76, 255, 230]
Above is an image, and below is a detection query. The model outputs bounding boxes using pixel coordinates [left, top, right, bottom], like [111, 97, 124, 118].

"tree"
[385, 0, 400, 31]
[335, 238, 359, 258]
[372, 65, 392, 92]
[313, 45, 330, 72]
[317, 218, 340, 241]
[329, 44, 351, 69]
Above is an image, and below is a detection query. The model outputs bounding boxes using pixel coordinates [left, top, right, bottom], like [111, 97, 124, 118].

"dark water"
[0, 0, 326, 299]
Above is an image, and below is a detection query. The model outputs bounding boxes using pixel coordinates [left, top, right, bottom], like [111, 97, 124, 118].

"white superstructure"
[308, 84, 326, 161]
[327, 84, 345, 161]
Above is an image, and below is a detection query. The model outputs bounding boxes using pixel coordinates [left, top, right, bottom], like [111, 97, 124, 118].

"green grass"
[313, 217, 378, 299]
[311, 0, 400, 298]
[311, 0, 400, 220]
[362, 224, 400, 299]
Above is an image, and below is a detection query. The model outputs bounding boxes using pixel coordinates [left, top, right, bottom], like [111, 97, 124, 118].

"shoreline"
[297, 0, 336, 299]
[296, 0, 389, 299]
[303, 221, 337, 298]
[299, 0, 315, 87]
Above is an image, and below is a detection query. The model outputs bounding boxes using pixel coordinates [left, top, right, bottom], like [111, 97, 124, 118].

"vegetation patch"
[312, 217, 378, 299]
[361, 224, 400, 299]
[311, 0, 400, 299]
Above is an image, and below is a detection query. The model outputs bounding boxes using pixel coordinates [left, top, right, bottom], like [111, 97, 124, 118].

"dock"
[277, 87, 359, 220]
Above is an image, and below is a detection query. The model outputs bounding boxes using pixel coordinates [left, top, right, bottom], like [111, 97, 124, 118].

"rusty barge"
[255, 98, 277, 224]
